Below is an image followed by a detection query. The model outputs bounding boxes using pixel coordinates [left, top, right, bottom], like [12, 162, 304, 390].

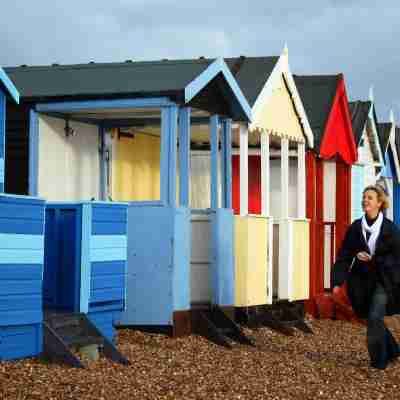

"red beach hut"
[293, 74, 358, 316]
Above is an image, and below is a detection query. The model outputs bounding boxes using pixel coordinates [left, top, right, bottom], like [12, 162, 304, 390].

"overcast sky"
[1, 1, 398, 120]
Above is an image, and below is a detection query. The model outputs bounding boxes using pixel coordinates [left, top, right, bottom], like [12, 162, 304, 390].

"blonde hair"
[362, 184, 390, 210]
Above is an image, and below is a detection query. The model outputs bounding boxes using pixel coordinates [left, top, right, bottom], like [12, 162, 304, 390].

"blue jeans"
[367, 283, 400, 369]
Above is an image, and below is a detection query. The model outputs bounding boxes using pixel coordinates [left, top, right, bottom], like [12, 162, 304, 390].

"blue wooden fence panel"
[43, 202, 128, 342]
[0, 195, 45, 360]
[211, 208, 234, 306]
[172, 207, 191, 312]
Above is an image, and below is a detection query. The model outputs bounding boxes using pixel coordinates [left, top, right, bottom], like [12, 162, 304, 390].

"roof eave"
[0, 67, 19, 104]
[185, 58, 252, 122]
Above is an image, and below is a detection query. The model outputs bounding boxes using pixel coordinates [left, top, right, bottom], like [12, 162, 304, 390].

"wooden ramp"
[43, 312, 129, 368]
[237, 302, 313, 336]
[192, 306, 255, 348]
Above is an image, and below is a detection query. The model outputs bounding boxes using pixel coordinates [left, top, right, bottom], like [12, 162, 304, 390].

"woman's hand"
[356, 251, 372, 262]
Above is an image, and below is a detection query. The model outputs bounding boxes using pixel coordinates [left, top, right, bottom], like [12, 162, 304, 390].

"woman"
[333, 184, 400, 369]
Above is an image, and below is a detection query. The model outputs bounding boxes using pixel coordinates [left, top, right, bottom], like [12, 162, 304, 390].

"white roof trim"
[249, 47, 314, 148]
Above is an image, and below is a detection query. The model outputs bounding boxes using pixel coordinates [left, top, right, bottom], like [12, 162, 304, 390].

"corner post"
[29, 109, 39, 196]
[221, 118, 232, 208]
[178, 107, 191, 207]
[281, 137, 289, 219]
[210, 115, 219, 209]
[239, 123, 248, 215]
[297, 142, 306, 219]
[161, 105, 178, 206]
[261, 131, 270, 216]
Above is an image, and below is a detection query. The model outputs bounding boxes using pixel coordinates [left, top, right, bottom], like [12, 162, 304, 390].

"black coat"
[332, 217, 400, 318]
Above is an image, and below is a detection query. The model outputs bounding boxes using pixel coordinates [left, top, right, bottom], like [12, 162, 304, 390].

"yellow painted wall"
[234, 215, 269, 306]
[291, 219, 310, 301]
[252, 74, 304, 142]
[112, 132, 161, 201]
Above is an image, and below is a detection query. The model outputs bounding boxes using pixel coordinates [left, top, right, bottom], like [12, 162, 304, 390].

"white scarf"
[361, 212, 383, 256]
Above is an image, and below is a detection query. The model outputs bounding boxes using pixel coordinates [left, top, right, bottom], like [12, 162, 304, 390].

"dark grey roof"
[348, 101, 371, 146]
[378, 123, 392, 152]
[4, 59, 214, 100]
[4, 56, 279, 106]
[293, 75, 340, 152]
[224, 57, 279, 106]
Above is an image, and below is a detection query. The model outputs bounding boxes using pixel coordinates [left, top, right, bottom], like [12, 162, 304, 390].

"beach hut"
[0, 67, 46, 361]
[349, 92, 384, 221]
[4, 64, 131, 364]
[377, 112, 400, 222]
[293, 74, 357, 315]
[6, 58, 252, 344]
[189, 48, 314, 323]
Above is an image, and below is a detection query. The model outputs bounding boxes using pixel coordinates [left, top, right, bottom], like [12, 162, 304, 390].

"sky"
[1, 0, 399, 120]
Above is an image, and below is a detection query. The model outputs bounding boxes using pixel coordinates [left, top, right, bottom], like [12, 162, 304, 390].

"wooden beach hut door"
[322, 161, 336, 290]
[43, 208, 81, 312]
[314, 158, 351, 292]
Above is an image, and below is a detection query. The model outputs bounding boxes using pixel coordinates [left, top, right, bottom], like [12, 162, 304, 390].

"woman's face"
[362, 190, 382, 215]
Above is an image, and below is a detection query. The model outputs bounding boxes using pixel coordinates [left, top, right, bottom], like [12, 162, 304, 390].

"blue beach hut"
[0, 67, 46, 361]
[4, 59, 252, 342]
[377, 112, 400, 221]
[348, 95, 384, 221]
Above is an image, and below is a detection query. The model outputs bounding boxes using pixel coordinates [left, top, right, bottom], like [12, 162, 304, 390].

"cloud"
[0, 0, 399, 119]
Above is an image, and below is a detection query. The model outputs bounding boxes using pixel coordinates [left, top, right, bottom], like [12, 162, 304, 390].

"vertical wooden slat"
[305, 151, 317, 315]
[29, 109, 39, 197]
[178, 107, 191, 207]
[160, 106, 178, 206]
[261, 131, 270, 216]
[239, 123, 248, 216]
[210, 115, 219, 210]
[297, 142, 306, 219]
[316, 158, 325, 295]
[281, 137, 289, 219]
[221, 118, 232, 209]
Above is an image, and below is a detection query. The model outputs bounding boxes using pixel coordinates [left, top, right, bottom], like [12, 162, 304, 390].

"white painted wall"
[188, 151, 221, 209]
[190, 213, 212, 303]
[270, 159, 298, 219]
[358, 130, 377, 187]
[38, 115, 100, 201]
[323, 161, 336, 222]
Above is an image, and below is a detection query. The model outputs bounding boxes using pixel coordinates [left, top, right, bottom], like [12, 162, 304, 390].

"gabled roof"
[5, 58, 251, 121]
[293, 75, 340, 152]
[222, 54, 313, 146]
[0, 67, 19, 103]
[348, 101, 371, 146]
[224, 57, 279, 107]
[378, 122, 400, 182]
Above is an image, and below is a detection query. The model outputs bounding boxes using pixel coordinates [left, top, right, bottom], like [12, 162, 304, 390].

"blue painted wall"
[120, 205, 191, 326]
[0, 91, 5, 193]
[351, 165, 364, 221]
[393, 182, 400, 226]
[0, 195, 45, 361]
[43, 202, 128, 341]
[212, 208, 234, 306]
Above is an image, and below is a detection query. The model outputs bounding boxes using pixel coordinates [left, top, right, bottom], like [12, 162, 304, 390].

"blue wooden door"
[393, 182, 400, 226]
[43, 206, 81, 312]
[352, 165, 364, 221]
